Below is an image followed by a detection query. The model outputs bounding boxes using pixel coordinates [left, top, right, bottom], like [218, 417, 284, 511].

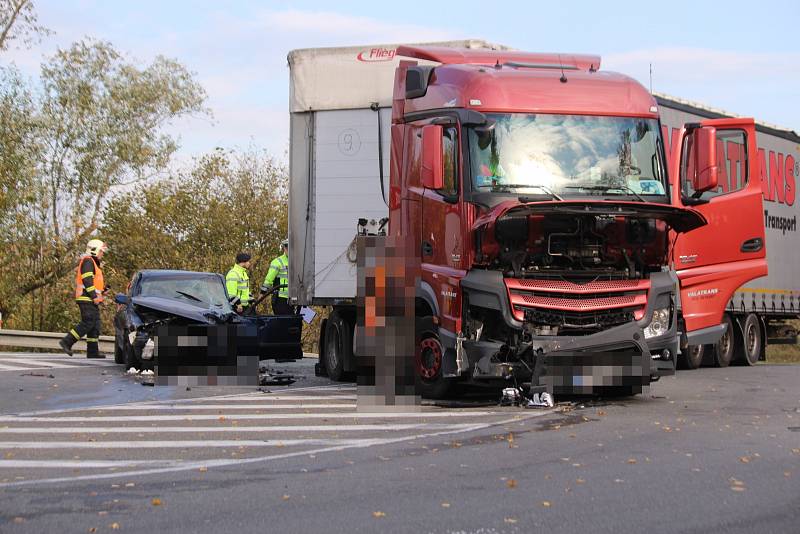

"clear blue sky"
[7, 0, 799, 162]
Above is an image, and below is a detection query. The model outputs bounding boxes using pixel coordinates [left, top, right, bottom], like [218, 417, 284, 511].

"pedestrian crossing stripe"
[0, 385, 557, 488]
[0, 353, 117, 372]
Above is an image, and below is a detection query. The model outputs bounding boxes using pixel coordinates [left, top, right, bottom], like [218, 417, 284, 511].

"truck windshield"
[468, 113, 667, 200]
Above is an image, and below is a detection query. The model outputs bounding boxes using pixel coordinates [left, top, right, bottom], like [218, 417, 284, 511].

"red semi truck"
[288, 42, 769, 398]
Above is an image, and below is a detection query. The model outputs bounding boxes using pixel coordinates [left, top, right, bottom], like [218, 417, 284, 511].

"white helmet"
[281, 238, 288, 249]
[86, 239, 107, 257]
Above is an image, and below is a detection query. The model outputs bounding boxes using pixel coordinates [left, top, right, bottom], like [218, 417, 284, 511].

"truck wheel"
[323, 311, 352, 382]
[680, 345, 704, 370]
[416, 318, 454, 399]
[737, 313, 762, 366]
[713, 314, 735, 367]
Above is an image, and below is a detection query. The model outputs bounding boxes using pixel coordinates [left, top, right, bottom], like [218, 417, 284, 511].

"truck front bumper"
[457, 269, 680, 392]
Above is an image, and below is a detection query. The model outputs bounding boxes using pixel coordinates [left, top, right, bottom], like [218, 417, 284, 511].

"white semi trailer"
[658, 94, 800, 368]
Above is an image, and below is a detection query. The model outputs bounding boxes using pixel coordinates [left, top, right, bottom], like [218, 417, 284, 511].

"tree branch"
[0, 0, 27, 51]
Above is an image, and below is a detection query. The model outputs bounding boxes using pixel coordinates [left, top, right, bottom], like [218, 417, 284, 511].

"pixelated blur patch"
[544, 345, 649, 395]
[355, 235, 421, 411]
[154, 324, 259, 386]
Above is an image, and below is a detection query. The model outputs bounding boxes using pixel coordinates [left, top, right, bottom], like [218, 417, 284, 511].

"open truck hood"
[472, 200, 707, 234]
[131, 295, 234, 324]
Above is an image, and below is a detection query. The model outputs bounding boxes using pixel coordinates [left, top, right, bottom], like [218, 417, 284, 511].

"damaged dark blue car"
[113, 270, 303, 370]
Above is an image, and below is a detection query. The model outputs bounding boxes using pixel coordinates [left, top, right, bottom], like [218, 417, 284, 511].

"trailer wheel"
[323, 311, 352, 382]
[415, 317, 454, 399]
[737, 313, 762, 366]
[713, 314, 735, 367]
[680, 344, 704, 370]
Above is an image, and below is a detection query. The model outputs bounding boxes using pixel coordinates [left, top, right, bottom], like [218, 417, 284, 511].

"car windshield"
[468, 113, 667, 199]
[137, 274, 232, 312]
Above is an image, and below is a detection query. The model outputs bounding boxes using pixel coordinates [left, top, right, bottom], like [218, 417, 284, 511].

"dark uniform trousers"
[64, 302, 101, 357]
[271, 295, 293, 315]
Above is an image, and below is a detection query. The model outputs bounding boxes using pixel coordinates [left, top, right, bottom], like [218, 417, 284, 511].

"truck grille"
[506, 278, 650, 334]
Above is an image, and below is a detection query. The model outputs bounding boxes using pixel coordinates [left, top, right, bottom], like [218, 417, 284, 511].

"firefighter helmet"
[86, 239, 107, 257]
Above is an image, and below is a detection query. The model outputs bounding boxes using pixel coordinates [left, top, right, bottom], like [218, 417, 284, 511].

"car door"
[672, 118, 767, 332]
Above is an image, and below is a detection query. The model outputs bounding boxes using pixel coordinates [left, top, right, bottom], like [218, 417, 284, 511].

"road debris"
[259, 371, 296, 386]
[499, 385, 554, 408]
[20, 372, 55, 378]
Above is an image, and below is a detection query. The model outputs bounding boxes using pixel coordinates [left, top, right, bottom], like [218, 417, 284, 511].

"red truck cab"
[388, 46, 767, 398]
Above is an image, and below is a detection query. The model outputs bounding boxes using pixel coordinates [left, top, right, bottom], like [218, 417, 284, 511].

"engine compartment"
[491, 213, 669, 280]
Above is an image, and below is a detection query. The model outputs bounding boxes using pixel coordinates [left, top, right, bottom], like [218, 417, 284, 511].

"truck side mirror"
[421, 125, 443, 190]
[689, 126, 718, 194]
[114, 293, 129, 305]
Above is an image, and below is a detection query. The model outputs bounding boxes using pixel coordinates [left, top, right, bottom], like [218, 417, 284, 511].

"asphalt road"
[0, 351, 798, 534]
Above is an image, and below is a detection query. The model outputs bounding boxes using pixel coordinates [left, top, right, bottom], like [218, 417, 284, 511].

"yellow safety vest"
[263, 254, 289, 299]
[225, 264, 251, 306]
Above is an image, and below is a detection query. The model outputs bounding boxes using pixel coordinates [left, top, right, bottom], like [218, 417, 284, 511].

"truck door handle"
[422, 241, 433, 256]
[740, 237, 763, 253]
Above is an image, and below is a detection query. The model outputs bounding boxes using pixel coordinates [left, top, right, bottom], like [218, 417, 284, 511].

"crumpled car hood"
[131, 296, 233, 324]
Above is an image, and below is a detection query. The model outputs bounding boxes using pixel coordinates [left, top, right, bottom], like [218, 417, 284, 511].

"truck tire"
[736, 313, 762, 366]
[415, 317, 455, 399]
[323, 311, 352, 382]
[712, 314, 735, 367]
[680, 344, 704, 370]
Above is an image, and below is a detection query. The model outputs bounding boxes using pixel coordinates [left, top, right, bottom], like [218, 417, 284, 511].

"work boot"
[58, 338, 73, 357]
[86, 339, 105, 359]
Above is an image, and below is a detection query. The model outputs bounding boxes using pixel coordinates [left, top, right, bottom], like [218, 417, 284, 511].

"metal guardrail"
[0, 329, 114, 354]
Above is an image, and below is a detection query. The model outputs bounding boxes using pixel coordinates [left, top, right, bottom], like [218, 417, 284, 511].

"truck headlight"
[643, 307, 670, 339]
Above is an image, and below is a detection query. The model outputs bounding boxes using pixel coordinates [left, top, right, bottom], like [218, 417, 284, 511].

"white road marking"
[0, 412, 554, 487]
[0, 355, 117, 372]
[11, 385, 359, 416]
[177, 395, 358, 402]
[0, 411, 494, 423]
[0, 423, 476, 434]
[0, 459, 179, 469]
[80, 403, 358, 411]
[0, 363, 31, 371]
[0, 381, 558, 488]
[0, 358, 80, 369]
[0, 439, 384, 449]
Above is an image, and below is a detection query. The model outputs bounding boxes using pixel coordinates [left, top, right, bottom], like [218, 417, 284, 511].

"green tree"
[101, 149, 323, 351]
[0, 39, 207, 327]
[102, 147, 288, 286]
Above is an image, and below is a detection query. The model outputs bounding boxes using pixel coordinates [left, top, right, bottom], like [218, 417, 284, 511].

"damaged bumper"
[454, 269, 680, 393]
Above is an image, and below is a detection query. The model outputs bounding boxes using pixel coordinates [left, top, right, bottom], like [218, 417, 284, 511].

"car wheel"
[114, 331, 125, 364]
[713, 314, 735, 367]
[323, 311, 352, 382]
[123, 336, 139, 371]
[736, 313, 762, 366]
[415, 317, 455, 399]
[680, 345, 704, 370]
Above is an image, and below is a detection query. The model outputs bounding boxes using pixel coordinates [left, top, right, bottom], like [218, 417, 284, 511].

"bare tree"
[0, 0, 51, 51]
